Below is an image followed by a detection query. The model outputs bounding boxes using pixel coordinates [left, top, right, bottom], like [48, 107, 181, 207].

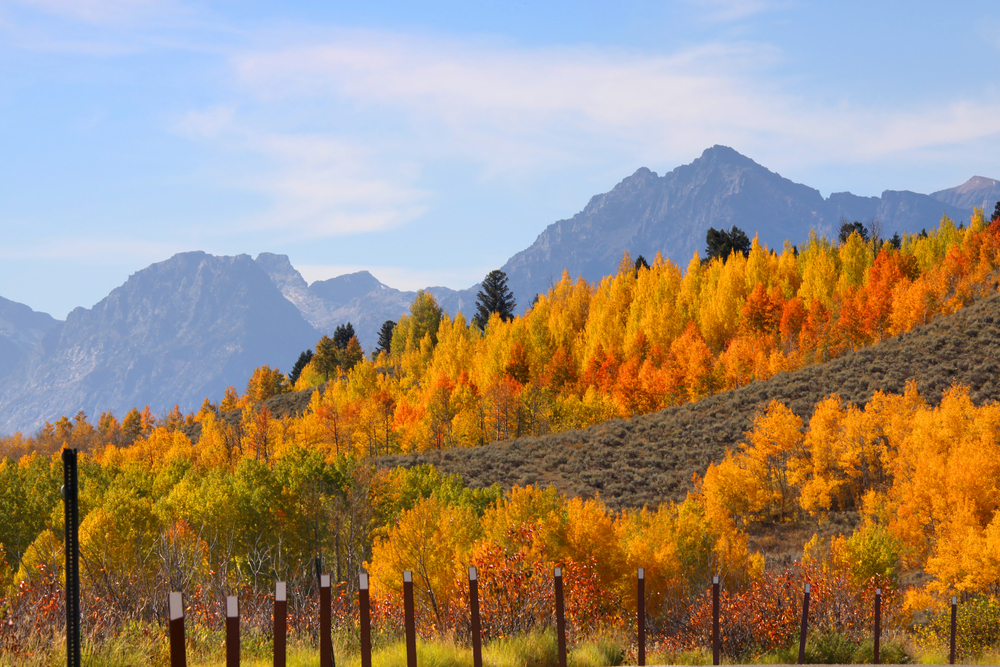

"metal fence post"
[61, 448, 81, 667]
[873, 587, 881, 665]
[359, 573, 372, 667]
[469, 567, 482, 667]
[797, 583, 810, 665]
[274, 582, 286, 667]
[637, 568, 645, 667]
[169, 591, 187, 667]
[403, 571, 417, 667]
[950, 595, 957, 665]
[555, 567, 567, 667]
[712, 575, 720, 666]
[226, 596, 239, 667]
[320, 575, 332, 667]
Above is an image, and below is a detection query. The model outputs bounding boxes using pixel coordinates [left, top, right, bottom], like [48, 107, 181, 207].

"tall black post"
[797, 583, 810, 665]
[554, 567, 567, 667]
[637, 568, 645, 667]
[61, 448, 81, 667]
[950, 595, 957, 665]
[469, 567, 483, 667]
[712, 575, 720, 666]
[873, 587, 881, 665]
[403, 571, 417, 667]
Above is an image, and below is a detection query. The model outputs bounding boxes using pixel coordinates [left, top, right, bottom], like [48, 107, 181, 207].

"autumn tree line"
[4, 208, 1000, 661]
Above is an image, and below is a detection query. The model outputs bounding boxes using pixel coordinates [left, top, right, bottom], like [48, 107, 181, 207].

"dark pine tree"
[704, 225, 751, 262]
[993, 200, 1000, 222]
[634, 255, 650, 274]
[288, 349, 313, 385]
[375, 320, 396, 355]
[473, 270, 517, 331]
[838, 220, 869, 244]
[333, 323, 356, 350]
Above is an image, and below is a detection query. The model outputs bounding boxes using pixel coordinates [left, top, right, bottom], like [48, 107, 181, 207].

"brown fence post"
[320, 575, 332, 667]
[274, 582, 286, 667]
[797, 583, 810, 665]
[61, 448, 82, 667]
[469, 567, 483, 667]
[169, 591, 187, 667]
[554, 567, 567, 667]
[950, 595, 957, 665]
[403, 570, 417, 667]
[637, 568, 645, 667]
[360, 573, 372, 667]
[226, 596, 240, 667]
[712, 575, 720, 666]
[873, 587, 881, 665]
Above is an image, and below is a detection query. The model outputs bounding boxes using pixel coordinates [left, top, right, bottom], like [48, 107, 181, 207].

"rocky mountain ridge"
[1, 146, 997, 435]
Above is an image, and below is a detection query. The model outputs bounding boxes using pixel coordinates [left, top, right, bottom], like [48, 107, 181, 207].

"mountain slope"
[0, 296, 59, 381]
[379, 291, 1000, 510]
[500, 146, 974, 306]
[0, 252, 320, 434]
[254, 253, 479, 351]
[932, 176, 1000, 213]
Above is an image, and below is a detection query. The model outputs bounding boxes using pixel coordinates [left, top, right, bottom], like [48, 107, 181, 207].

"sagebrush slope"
[379, 292, 1000, 510]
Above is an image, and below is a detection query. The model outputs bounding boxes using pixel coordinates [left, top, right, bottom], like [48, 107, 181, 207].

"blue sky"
[2, 0, 1000, 318]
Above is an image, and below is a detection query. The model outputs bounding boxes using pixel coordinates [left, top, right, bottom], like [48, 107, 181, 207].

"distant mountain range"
[1, 146, 997, 434]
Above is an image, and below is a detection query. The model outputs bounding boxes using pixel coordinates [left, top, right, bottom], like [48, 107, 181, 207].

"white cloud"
[174, 109, 430, 238]
[228, 29, 1000, 175]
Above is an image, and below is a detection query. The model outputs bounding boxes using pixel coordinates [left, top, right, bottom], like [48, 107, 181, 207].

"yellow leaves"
[368, 495, 481, 626]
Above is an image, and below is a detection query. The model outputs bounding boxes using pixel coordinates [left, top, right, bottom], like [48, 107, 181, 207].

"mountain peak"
[931, 176, 1000, 211]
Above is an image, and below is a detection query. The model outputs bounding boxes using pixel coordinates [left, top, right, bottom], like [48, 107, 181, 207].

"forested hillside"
[6, 209, 1000, 664]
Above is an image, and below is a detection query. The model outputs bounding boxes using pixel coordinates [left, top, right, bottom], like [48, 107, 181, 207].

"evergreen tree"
[333, 323, 356, 350]
[375, 320, 396, 355]
[473, 270, 517, 331]
[838, 220, 869, 244]
[705, 226, 751, 261]
[634, 255, 650, 274]
[993, 200, 1000, 222]
[288, 349, 313, 386]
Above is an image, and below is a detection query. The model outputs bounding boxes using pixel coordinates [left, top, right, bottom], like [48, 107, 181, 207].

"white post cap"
[227, 596, 238, 618]
[360, 572, 369, 590]
[469, 566, 477, 581]
[169, 591, 183, 621]
[638, 567, 644, 580]
[713, 575, 719, 584]
[403, 570, 412, 583]
[876, 587, 881, 595]
[554, 567, 562, 577]
[805, 583, 811, 593]
[276, 581, 286, 601]
[953, 595, 958, 604]
[321, 574, 330, 588]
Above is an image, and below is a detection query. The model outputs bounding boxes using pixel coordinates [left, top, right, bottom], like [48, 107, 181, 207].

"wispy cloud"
[229, 29, 1000, 171]
[175, 107, 430, 238]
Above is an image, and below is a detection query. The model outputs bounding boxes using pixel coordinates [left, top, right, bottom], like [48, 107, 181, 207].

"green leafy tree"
[473, 270, 517, 330]
[314, 335, 340, 382]
[410, 290, 444, 345]
[705, 225, 751, 261]
[289, 349, 313, 385]
[343, 336, 364, 371]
